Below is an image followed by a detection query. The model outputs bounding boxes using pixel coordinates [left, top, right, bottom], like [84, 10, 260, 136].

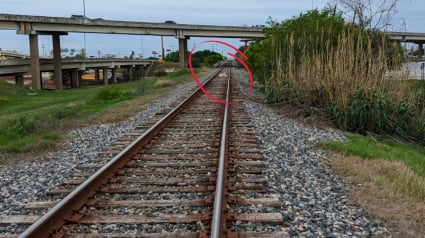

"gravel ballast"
[0, 76, 207, 233]
[243, 100, 389, 237]
[1, 69, 390, 237]
[235, 68, 390, 237]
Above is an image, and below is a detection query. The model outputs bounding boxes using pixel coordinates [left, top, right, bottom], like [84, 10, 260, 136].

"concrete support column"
[144, 64, 152, 78]
[135, 67, 140, 80]
[29, 34, 41, 90]
[52, 33, 63, 90]
[129, 67, 133, 80]
[140, 66, 145, 80]
[418, 43, 423, 60]
[178, 38, 188, 68]
[15, 74, 24, 86]
[103, 68, 108, 85]
[71, 70, 79, 88]
[95, 69, 100, 83]
[111, 68, 117, 84]
[78, 71, 84, 87]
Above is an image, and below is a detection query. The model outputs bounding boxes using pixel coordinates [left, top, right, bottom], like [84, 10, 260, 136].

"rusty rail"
[210, 67, 231, 238]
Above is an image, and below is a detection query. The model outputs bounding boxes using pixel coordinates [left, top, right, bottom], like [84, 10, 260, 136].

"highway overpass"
[0, 58, 152, 88]
[0, 13, 265, 90]
[386, 31, 425, 59]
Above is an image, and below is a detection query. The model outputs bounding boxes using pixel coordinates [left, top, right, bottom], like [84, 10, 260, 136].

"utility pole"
[83, 0, 86, 59]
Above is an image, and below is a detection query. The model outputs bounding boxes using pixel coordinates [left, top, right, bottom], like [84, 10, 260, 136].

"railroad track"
[1, 67, 288, 237]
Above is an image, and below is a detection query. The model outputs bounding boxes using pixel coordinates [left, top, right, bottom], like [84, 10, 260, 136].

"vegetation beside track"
[246, 8, 425, 144]
[0, 67, 204, 163]
[318, 134, 425, 203]
[319, 134, 425, 178]
[319, 135, 425, 237]
[244, 5, 425, 236]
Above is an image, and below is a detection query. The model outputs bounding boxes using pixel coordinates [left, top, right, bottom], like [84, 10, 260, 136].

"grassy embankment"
[0, 67, 203, 164]
[319, 135, 425, 237]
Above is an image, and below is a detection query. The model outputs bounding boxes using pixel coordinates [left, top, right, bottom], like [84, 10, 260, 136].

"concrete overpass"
[0, 13, 264, 90]
[0, 58, 152, 88]
[386, 32, 425, 59]
[0, 50, 52, 60]
[0, 50, 30, 59]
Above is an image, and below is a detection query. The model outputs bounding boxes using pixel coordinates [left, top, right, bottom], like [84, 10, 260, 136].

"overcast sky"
[0, 0, 423, 58]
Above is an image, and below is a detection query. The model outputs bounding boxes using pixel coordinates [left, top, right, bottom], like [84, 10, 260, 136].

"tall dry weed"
[266, 29, 424, 142]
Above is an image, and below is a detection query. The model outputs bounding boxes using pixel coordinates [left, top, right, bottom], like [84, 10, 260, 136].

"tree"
[165, 49, 223, 66]
[165, 51, 179, 62]
[204, 54, 223, 65]
[246, 9, 347, 84]
[336, 0, 401, 30]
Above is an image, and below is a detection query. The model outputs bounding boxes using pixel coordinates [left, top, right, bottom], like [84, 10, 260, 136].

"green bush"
[245, 6, 422, 143]
[331, 90, 415, 137]
[0, 96, 9, 104]
[204, 55, 223, 65]
[11, 116, 35, 136]
[93, 87, 124, 101]
[165, 51, 179, 62]
[47, 106, 79, 120]
[0, 116, 35, 139]
[191, 56, 201, 67]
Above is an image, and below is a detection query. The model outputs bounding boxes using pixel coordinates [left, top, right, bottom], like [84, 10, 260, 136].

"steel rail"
[19, 68, 223, 238]
[210, 67, 231, 238]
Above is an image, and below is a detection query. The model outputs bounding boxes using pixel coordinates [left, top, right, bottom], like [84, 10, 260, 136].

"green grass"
[319, 133, 425, 177]
[0, 68, 200, 156]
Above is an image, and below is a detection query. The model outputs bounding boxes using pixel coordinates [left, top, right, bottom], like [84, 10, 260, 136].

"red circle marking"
[188, 40, 253, 105]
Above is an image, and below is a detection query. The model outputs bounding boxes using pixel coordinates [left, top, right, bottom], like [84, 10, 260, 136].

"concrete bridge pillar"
[111, 68, 117, 84]
[70, 70, 79, 88]
[78, 71, 84, 86]
[29, 34, 41, 90]
[178, 38, 188, 68]
[144, 64, 152, 78]
[15, 73, 24, 86]
[95, 69, 100, 83]
[128, 66, 133, 80]
[103, 68, 108, 85]
[418, 43, 423, 60]
[52, 33, 63, 90]
[135, 66, 141, 80]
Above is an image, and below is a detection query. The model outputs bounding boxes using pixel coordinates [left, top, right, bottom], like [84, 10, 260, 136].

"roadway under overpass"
[0, 14, 265, 90]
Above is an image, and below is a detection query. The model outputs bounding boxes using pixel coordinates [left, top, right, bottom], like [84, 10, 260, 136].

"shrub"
[246, 7, 424, 143]
[0, 96, 9, 104]
[93, 87, 124, 101]
[331, 90, 415, 137]
[191, 56, 201, 67]
[3, 116, 35, 137]
[165, 51, 179, 62]
[47, 106, 79, 120]
[204, 55, 223, 65]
